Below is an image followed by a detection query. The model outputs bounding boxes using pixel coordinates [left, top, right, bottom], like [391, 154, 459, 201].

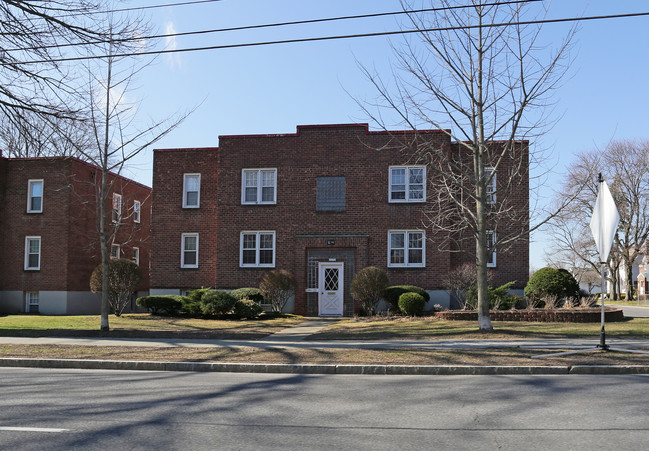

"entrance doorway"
[318, 262, 344, 316]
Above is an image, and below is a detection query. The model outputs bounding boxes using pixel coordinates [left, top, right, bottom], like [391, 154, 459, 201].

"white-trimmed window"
[389, 166, 426, 202]
[487, 230, 497, 267]
[112, 193, 122, 223]
[388, 230, 425, 267]
[24, 236, 41, 270]
[181, 233, 199, 268]
[132, 247, 140, 265]
[25, 291, 39, 313]
[242, 169, 277, 205]
[27, 179, 43, 213]
[111, 244, 120, 259]
[240, 231, 276, 267]
[485, 167, 496, 205]
[133, 200, 141, 223]
[183, 173, 201, 208]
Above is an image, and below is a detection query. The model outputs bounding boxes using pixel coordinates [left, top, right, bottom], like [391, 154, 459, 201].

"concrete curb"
[2, 358, 648, 375]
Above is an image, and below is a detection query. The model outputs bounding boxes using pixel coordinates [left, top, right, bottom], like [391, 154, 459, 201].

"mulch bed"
[436, 308, 625, 323]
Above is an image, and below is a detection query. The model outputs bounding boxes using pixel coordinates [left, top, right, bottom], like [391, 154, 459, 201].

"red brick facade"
[150, 124, 529, 315]
[0, 153, 151, 314]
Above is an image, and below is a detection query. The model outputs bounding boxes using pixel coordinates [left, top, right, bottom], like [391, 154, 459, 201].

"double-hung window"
[111, 244, 120, 259]
[27, 179, 43, 213]
[181, 233, 199, 268]
[133, 200, 141, 223]
[24, 236, 41, 270]
[132, 247, 140, 265]
[242, 169, 277, 204]
[485, 167, 497, 205]
[240, 231, 275, 267]
[487, 230, 497, 267]
[25, 291, 39, 313]
[389, 166, 426, 202]
[112, 193, 122, 223]
[183, 174, 201, 208]
[388, 230, 425, 267]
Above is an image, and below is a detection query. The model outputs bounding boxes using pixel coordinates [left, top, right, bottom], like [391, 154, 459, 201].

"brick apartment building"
[0, 152, 151, 314]
[150, 124, 529, 316]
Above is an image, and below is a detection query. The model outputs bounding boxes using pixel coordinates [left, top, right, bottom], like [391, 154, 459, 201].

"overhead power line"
[62, 0, 224, 16]
[5, 0, 540, 53]
[8, 10, 649, 65]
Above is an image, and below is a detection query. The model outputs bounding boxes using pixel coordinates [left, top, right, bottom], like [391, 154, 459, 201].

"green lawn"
[307, 316, 649, 340]
[0, 314, 305, 339]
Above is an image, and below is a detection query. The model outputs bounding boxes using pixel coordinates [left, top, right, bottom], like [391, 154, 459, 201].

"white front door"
[318, 262, 344, 316]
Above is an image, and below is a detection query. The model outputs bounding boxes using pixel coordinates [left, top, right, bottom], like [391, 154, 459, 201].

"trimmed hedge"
[201, 291, 237, 317]
[383, 285, 430, 310]
[525, 267, 580, 302]
[230, 287, 264, 303]
[182, 288, 211, 316]
[232, 298, 263, 319]
[136, 295, 184, 316]
[398, 292, 426, 316]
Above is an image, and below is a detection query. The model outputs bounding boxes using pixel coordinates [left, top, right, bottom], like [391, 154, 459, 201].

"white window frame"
[133, 200, 141, 223]
[132, 247, 140, 266]
[389, 165, 426, 203]
[181, 233, 199, 268]
[25, 291, 39, 313]
[27, 179, 44, 213]
[183, 173, 201, 208]
[485, 167, 497, 205]
[112, 193, 122, 223]
[487, 230, 497, 268]
[110, 244, 120, 260]
[387, 230, 426, 268]
[24, 236, 41, 270]
[240, 231, 276, 268]
[241, 168, 277, 205]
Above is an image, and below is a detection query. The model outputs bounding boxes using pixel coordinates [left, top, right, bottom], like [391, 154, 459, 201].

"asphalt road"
[1, 368, 649, 450]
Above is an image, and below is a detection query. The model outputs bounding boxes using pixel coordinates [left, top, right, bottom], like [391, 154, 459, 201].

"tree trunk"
[626, 258, 635, 301]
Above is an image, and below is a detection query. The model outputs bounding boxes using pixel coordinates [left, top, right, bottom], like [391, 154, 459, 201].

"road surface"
[1, 368, 648, 450]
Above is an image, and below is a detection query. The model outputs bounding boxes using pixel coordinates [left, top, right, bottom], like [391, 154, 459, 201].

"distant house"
[149, 124, 529, 316]
[0, 152, 151, 314]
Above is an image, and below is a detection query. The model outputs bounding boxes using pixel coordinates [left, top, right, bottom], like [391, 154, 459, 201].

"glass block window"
[240, 231, 275, 267]
[389, 166, 426, 202]
[242, 169, 277, 205]
[316, 177, 345, 212]
[388, 230, 425, 267]
[27, 179, 43, 213]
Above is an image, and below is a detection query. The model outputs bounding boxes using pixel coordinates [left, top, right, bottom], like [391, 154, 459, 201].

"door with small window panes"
[318, 262, 344, 316]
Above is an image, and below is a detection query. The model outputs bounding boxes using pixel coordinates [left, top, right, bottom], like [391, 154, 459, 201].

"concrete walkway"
[2, 318, 649, 375]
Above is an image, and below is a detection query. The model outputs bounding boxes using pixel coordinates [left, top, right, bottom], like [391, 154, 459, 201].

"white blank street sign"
[589, 180, 620, 263]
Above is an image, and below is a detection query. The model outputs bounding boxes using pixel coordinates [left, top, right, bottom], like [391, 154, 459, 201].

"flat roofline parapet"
[0, 154, 152, 190]
[219, 123, 450, 140]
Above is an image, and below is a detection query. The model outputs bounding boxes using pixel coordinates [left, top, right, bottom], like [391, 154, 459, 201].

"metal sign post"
[532, 173, 649, 358]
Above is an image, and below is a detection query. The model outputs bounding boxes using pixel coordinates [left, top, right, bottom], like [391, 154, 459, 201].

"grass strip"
[1, 344, 648, 366]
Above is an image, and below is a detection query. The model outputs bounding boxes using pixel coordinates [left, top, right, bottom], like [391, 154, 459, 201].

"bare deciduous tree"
[359, 0, 574, 330]
[548, 141, 649, 301]
[74, 23, 188, 331]
[0, 2, 118, 142]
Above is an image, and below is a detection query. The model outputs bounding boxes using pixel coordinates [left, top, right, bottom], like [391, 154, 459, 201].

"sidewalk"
[2, 318, 649, 375]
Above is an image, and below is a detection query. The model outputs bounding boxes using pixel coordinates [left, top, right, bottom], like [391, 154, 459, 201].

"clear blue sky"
[117, 0, 649, 271]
